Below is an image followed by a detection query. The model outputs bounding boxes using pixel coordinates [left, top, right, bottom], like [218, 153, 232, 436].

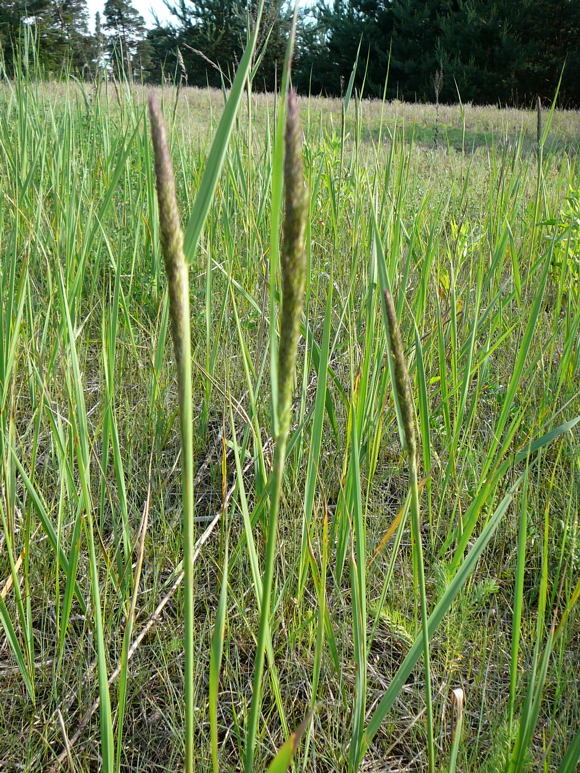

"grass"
[0, 65, 578, 773]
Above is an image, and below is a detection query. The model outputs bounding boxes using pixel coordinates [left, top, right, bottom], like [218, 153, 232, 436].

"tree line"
[1, 0, 579, 106]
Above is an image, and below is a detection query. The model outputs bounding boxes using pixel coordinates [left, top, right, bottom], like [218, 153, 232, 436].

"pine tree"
[155, 0, 291, 90]
[512, 0, 580, 105]
[438, 1, 522, 104]
[144, 24, 180, 83]
[104, 0, 146, 78]
[389, 0, 456, 101]
[93, 12, 106, 74]
[0, 0, 93, 75]
[41, 0, 91, 73]
[254, 0, 293, 91]
[0, 1, 51, 75]
[294, 7, 334, 95]
[342, 0, 394, 97]
[164, 0, 246, 86]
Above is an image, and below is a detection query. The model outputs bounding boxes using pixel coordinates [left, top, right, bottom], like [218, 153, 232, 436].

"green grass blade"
[182, 0, 265, 263]
[266, 712, 313, 773]
[210, 538, 229, 773]
[364, 479, 521, 753]
[0, 594, 34, 700]
[557, 730, 580, 773]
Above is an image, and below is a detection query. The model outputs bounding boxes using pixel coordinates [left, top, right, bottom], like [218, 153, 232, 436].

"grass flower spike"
[244, 88, 309, 772]
[382, 289, 417, 459]
[148, 95, 190, 369]
[148, 94, 196, 773]
[278, 89, 309, 436]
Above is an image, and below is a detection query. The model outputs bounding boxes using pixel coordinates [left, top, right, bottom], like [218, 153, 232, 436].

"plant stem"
[382, 288, 435, 772]
[148, 96, 195, 773]
[244, 436, 288, 773]
[410, 454, 435, 772]
[244, 89, 308, 773]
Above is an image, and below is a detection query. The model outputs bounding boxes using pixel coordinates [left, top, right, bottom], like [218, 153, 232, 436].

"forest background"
[1, 0, 579, 106]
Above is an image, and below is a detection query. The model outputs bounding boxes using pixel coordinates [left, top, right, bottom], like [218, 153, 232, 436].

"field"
[0, 77, 579, 772]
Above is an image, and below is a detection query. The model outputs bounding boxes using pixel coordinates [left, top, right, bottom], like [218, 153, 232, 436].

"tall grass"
[0, 51, 578, 772]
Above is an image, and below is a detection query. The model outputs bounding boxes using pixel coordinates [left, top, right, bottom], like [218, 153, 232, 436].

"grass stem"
[148, 95, 196, 773]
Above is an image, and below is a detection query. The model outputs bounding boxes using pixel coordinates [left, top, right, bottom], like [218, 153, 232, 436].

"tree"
[306, 0, 579, 105]
[91, 11, 106, 74]
[296, 0, 395, 98]
[389, 0, 463, 101]
[293, 6, 334, 95]
[0, 0, 94, 76]
[162, 0, 247, 87]
[300, 0, 446, 100]
[329, 0, 394, 97]
[39, 0, 91, 73]
[154, 0, 292, 90]
[144, 24, 181, 83]
[104, 0, 146, 78]
[253, 0, 293, 91]
[1, 0, 578, 105]
[0, 1, 51, 75]
[437, 1, 523, 104]
[512, 0, 580, 106]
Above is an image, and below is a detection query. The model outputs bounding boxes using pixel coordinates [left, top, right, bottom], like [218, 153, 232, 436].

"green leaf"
[0, 595, 34, 700]
[557, 730, 580, 773]
[364, 479, 521, 754]
[182, 1, 265, 263]
[210, 540, 229, 773]
[266, 711, 313, 773]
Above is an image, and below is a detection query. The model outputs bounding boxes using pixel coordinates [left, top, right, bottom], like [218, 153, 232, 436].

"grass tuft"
[0, 74, 578, 773]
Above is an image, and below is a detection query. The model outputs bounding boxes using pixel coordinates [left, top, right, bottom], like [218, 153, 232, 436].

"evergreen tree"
[145, 24, 181, 83]
[513, 0, 580, 105]
[438, 1, 523, 104]
[389, 0, 457, 101]
[39, 0, 91, 73]
[1, 0, 578, 105]
[93, 11, 106, 72]
[293, 6, 334, 94]
[254, 0, 293, 91]
[298, 0, 394, 98]
[0, 1, 51, 75]
[104, 0, 146, 78]
[134, 36, 154, 79]
[329, 0, 394, 96]
[163, 0, 247, 86]
[0, 0, 94, 76]
[156, 0, 291, 90]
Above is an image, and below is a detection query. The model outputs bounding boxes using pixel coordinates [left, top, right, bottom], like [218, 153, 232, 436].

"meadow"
[0, 72, 578, 772]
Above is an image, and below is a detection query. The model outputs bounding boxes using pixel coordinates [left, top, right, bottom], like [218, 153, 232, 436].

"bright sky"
[86, 0, 312, 30]
[86, 0, 174, 30]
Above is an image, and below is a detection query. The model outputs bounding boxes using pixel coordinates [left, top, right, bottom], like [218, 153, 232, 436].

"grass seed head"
[278, 89, 308, 435]
[177, 47, 187, 82]
[148, 94, 189, 371]
[383, 288, 417, 459]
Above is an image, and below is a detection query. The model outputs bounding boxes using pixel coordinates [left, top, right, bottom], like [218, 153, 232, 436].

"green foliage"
[0, 0, 579, 105]
[0, 0, 91, 76]
[0, 59, 578, 772]
[155, 0, 292, 90]
[104, 0, 147, 78]
[296, 0, 580, 105]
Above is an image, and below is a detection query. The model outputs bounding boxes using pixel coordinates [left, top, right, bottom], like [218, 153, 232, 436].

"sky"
[86, 0, 312, 30]
[86, 0, 174, 30]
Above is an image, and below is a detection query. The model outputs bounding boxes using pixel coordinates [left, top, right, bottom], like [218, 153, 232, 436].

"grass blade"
[182, 1, 265, 263]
